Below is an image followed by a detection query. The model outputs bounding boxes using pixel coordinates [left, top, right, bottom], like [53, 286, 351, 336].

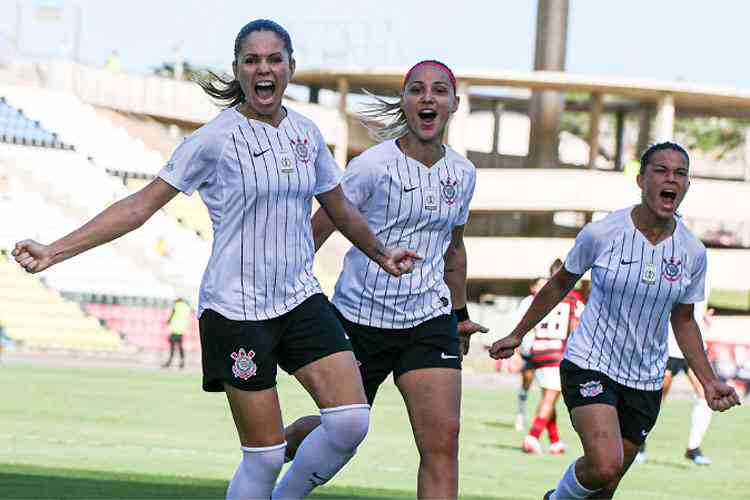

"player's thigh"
[277, 294, 366, 408]
[225, 384, 284, 447]
[570, 404, 624, 468]
[396, 367, 462, 454]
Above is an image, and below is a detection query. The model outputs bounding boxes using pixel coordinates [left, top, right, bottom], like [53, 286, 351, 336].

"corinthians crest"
[440, 177, 458, 205]
[290, 136, 312, 165]
[230, 348, 257, 380]
[662, 256, 683, 282]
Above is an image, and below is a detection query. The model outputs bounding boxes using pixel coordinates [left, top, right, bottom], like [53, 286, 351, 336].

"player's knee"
[588, 458, 622, 486]
[321, 404, 370, 453]
[418, 417, 460, 460]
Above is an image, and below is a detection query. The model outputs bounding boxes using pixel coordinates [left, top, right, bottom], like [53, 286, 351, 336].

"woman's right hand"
[12, 239, 54, 274]
[489, 333, 522, 360]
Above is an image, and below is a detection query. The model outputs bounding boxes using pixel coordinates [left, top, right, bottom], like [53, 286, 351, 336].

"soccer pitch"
[2, 362, 748, 499]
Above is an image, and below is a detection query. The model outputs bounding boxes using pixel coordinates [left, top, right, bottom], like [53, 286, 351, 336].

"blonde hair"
[357, 90, 408, 142]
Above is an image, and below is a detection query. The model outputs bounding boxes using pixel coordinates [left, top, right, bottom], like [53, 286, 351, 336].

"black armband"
[454, 305, 469, 322]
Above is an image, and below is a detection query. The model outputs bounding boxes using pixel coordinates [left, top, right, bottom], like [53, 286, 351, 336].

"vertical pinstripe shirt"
[563, 207, 707, 390]
[331, 140, 476, 329]
[158, 107, 341, 321]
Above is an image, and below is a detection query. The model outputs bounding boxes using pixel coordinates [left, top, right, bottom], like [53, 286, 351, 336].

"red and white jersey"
[529, 294, 584, 368]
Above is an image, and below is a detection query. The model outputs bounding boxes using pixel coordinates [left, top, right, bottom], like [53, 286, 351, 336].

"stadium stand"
[0, 253, 136, 355]
[85, 302, 199, 353]
[0, 83, 163, 175]
[0, 97, 67, 148]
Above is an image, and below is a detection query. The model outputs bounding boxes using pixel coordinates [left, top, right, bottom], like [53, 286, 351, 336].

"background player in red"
[521, 260, 584, 455]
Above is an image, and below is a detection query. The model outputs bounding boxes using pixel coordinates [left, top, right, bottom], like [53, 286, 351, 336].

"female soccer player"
[284, 60, 488, 499]
[12, 19, 419, 500]
[490, 142, 740, 499]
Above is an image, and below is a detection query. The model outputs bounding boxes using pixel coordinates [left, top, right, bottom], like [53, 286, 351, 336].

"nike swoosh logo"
[253, 148, 270, 158]
[441, 353, 459, 359]
[621, 259, 640, 265]
[403, 186, 419, 193]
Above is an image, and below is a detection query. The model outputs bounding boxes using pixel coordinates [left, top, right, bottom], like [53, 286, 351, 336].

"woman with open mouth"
[12, 19, 421, 500]
[490, 141, 741, 499]
[283, 60, 488, 499]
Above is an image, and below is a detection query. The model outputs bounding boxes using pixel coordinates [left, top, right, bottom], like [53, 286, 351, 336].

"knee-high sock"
[529, 417, 548, 439]
[552, 460, 598, 499]
[547, 415, 560, 444]
[226, 442, 286, 500]
[687, 397, 713, 450]
[272, 404, 369, 499]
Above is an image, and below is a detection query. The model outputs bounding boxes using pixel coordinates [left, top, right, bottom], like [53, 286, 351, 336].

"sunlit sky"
[1, 0, 748, 89]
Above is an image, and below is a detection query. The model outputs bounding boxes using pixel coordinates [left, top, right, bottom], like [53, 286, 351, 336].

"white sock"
[226, 442, 286, 500]
[552, 460, 597, 499]
[517, 389, 528, 415]
[688, 397, 713, 450]
[272, 404, 369, 499]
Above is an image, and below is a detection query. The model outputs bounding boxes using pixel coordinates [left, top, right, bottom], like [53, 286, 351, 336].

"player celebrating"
[490, 142, 740, 499]
[12, 19, 419, 500]
[283, 60, 487, 499]
[520, 266, 584, 455]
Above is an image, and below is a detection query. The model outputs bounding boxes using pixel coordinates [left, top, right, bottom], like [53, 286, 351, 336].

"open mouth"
[418, 109, 437, 125]
[255, 80, 275, 101]
[659, 189, 677, 209]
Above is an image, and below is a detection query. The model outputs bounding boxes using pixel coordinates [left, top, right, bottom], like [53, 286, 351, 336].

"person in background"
[162, 297, 192, 369]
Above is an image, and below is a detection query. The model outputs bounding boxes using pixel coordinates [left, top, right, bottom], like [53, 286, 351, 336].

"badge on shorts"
[230, 348, 257, 380]
[278, 149, 294, 173]
[642, 262, 657, 285]
[579, 380, 604, 398]
[423, 187, 439, 211]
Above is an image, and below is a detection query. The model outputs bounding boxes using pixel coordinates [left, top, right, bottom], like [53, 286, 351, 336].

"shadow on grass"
[483, 420, 516, 430]
[0, 463, 414, 499]
[481, 442, 523, 452]
[2, 462, 520, 499]
[639, 459, 691, 470]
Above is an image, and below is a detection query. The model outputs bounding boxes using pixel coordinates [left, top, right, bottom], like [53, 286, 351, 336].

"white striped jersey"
[331, 140, 476, 329]
[563, 207, 707, 390]
[158, 106, 341, 321]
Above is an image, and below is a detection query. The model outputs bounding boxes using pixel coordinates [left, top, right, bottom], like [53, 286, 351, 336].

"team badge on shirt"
[440, 177, 459, 205]
[290, 136, 312, 164]
[662, 257, 683, 282]
[642, 262, 657, 285]
[579, 380, 604, 397]
[230, 348, 257, 380]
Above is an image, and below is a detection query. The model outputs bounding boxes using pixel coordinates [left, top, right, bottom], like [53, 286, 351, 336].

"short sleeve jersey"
[158, 106, 342, 321]
[331, 140, 476, 329]
[563, 207, 707, 390]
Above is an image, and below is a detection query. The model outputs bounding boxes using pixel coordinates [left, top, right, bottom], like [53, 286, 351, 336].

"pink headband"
[402, 60, 457, 93]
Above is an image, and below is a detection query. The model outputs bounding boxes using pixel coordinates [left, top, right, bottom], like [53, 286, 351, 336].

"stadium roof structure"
[293, 68, 750, 118]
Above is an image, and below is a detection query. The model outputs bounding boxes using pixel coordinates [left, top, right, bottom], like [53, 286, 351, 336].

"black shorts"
[198, 294, 352, 392]
[521, 355, 537, 372]
[169, 334, 184, 344]
[560, 359, 661, 445]
[666, 356, 688, 376]
[334, 309, 460, 405]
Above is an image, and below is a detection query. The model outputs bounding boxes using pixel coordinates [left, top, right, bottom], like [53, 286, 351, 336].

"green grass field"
[2, 362, 748, 499]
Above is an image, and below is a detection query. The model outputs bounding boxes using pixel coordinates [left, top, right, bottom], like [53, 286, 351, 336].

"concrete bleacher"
[0, 254, 136, 355]
[0, 97, 66, 148]
[0, 143, 208, 299]
[0, 83, 164, 176]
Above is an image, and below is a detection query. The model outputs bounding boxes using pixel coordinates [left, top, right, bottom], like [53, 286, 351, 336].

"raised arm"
[315, 185, 421, 276]
[13, 178, 179, 273]
[444, 225, 488, 354]
[671, 303, 741, 411]
[489, 267, 580, 359]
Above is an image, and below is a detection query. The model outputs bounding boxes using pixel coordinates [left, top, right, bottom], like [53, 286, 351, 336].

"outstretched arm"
[316, 186, 421, 277]
[672, 303, 741, 412]
[444, 225, 488, 355]
[13, 178, 179, 273]
[489, 267, 580, 359]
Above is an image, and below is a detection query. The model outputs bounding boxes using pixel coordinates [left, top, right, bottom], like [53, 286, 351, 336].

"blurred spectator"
[161, 298, 191, 369]
[105, 50, 121, 72]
